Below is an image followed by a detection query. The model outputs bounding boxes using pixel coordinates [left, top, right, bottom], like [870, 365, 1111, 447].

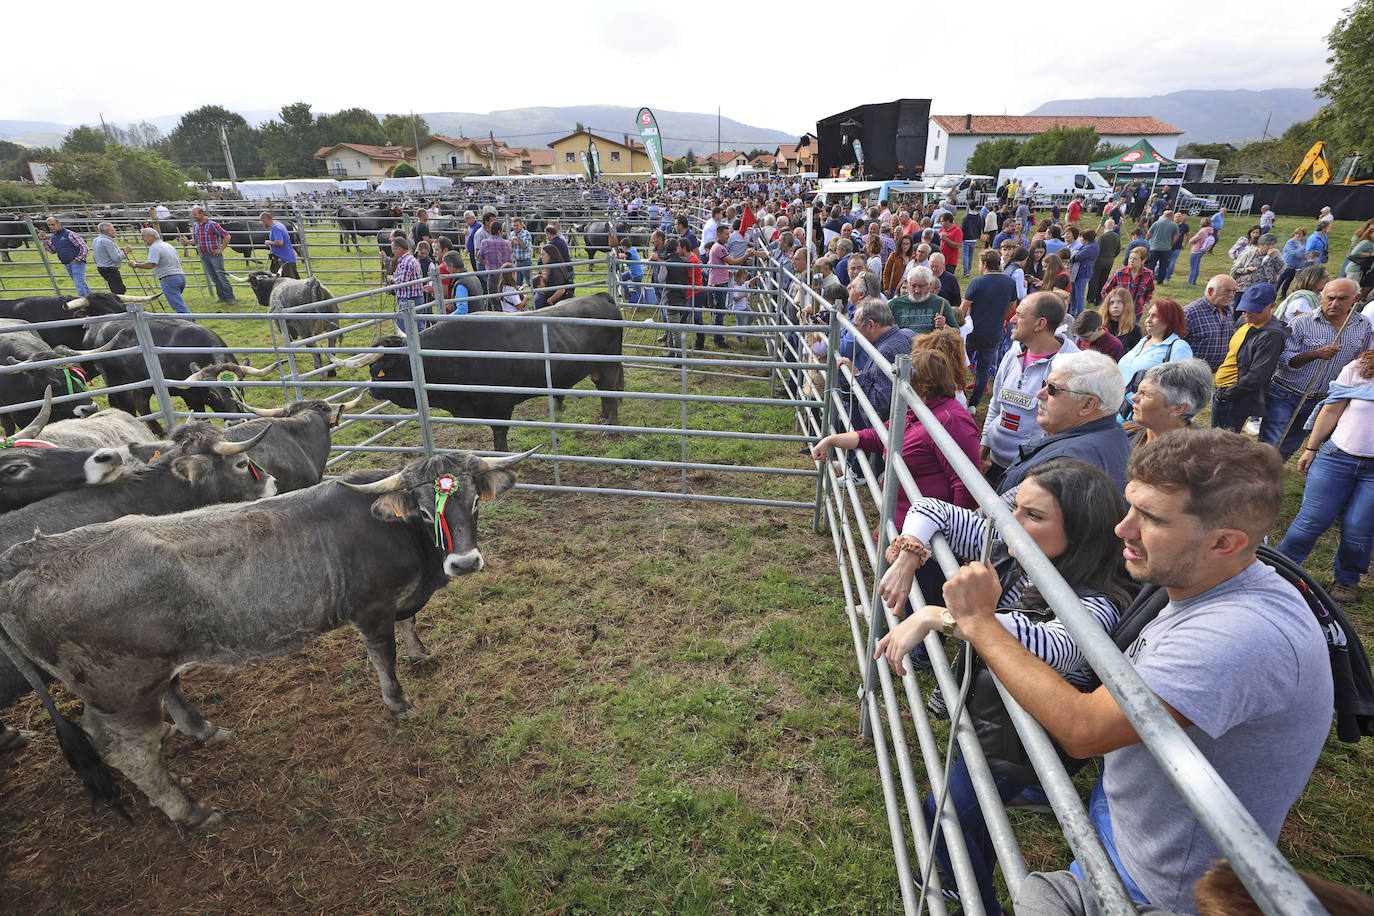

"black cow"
[0, 448, 527, 825]
[0, 324, 104, 432]
[582, 219, 646, 257]
[0, 219, 29, 263]
[333, 292, 623, 452]
[229, 270, 342, 372]
[85, 319, 275, 433]
[0, 421, 273, 757]
[337, 206, 404, 252]
[0, 292, 157, 350]
[216, 219, 301, 264]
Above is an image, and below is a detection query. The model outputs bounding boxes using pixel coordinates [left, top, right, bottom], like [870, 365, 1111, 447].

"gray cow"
[0, 448, 530, 826]
[231, 270, 343, 372]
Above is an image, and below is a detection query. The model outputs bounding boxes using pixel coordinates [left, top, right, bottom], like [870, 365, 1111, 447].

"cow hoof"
[160, 722, 177, 744]
[389, 701, 416, 720]
[197, 726, 234, 746]
[0, 728, 36, 752]
[185, 805, 223, 829]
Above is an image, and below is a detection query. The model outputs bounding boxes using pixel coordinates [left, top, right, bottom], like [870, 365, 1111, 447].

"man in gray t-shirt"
[940, 429, 1332, 915]
[1146, 211, 1180, 277]
[125, 227, 191, 315]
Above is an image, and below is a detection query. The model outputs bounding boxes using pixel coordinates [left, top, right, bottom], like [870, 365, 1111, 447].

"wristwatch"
[939, 609, 956, 635]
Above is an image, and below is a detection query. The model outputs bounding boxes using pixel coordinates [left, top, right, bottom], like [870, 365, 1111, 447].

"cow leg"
[86, 707, 222, 827]
[594, 361, 623, 427]
[491, 421, 509, 454]
[162, 676, 232, 744]
[354, 621, 412, 716]
[1, 250, 10, 263]
[396, 616, 430, 661]
[0, 725, 36, 752]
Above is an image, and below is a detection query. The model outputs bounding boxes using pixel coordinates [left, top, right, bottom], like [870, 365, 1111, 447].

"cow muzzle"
[74, 402, 99, 418]
[443, 549, 483, 577]
[84, 448, 125, 484]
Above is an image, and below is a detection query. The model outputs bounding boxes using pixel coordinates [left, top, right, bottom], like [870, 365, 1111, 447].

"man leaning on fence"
[190, 206, 236, 304]
[389, 237, 425, 331]
[940, 429, 1333, 915]
[835, 299, 914, 433]
[38, 216, 91, 297]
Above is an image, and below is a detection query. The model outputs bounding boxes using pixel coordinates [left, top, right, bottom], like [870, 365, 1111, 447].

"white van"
[1003, 165, 1113, 204]
[930, 173, 994, 205]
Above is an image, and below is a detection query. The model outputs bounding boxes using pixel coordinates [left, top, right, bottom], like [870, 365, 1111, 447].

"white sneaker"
[1243, 418, 1262, 437]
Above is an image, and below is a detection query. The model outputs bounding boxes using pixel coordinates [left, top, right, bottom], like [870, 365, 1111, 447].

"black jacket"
[1217, 317, 1288, 417]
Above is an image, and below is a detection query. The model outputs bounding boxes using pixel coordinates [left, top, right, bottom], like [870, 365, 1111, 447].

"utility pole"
[489, 130, 499, 176]
[1261, 111, 1273, 141]
[717, 106, 722, 179]
[410, 110, 426, 192]
[218, 125, 240, 197]
[98, 113, 112, 143]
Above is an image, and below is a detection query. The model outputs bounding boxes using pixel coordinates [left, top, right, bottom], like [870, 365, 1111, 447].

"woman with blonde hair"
[1099, 287, 1140, 355]
[912, 327, 969, 404]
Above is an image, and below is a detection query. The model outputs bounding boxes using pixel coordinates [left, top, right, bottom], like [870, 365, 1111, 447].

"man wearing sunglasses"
[996, 349, 1131, 495]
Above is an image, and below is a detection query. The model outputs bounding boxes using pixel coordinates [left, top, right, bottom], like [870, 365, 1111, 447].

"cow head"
[63, 292, 162, 317]
[232, 270, 281, 309]
[178, 360, 281, 414]
[0, 444, 125, 511]
[337, 448, 533, 577]
[3, 346, 106, 421]
[159, 420, 277, 500]
[242, 391, 365, 427]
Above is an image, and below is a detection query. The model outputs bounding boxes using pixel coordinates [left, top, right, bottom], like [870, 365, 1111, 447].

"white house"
[925, 115, 1183, 176]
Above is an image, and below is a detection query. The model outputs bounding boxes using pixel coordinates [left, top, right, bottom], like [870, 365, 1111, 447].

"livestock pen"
[0, 207, 1369, 913]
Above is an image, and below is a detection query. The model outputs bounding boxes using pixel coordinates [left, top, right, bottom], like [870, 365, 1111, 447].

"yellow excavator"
[1291, 142, 1374, 185]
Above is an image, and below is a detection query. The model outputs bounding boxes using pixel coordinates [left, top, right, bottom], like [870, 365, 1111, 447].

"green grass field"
[0, 212, 1369, 912]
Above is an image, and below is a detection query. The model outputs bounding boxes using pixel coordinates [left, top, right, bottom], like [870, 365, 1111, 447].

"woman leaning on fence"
[873, 458, 1135, 914]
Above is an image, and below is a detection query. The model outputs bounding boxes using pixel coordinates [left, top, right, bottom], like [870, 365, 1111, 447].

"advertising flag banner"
[637, 108, 665, 186]
[578, 151, 591, 181]
[590, 143, 602, 180]
[852, 139, 864, 169]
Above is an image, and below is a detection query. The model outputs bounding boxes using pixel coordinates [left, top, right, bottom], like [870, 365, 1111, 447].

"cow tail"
[0, 626, 129, 820]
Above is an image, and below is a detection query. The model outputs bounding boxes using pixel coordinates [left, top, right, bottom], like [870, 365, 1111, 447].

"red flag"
[740, 205, 756, 234]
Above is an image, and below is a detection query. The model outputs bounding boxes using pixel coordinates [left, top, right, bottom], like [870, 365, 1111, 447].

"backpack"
[1201, 232, 1217, 252]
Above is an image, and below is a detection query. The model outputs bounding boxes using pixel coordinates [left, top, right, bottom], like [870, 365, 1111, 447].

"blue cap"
[1236, 283, 1277, 314]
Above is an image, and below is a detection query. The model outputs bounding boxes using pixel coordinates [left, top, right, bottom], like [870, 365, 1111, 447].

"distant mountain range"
[1027, 88, 1322, 145]
[0, 106, 798, 158]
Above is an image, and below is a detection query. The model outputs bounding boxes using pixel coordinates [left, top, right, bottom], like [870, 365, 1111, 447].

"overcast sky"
[4, 1, 1346, 136]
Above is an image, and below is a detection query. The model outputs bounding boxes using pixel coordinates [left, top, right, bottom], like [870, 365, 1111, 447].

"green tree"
[46, 153, 120, 199]
[317, 107, 385, 147]
[747, 148, 770, 160]
[684, 147, 697, 167]
[259, 101, 320, 177]
[1019, 125, 1100, 165]
[967, 137, 1022, 176]
[62, 125, 108, 155]
[670, 157, 688, 174]
[169, 105, 250, 174]
[1317, 0, 1374, 157]
[381, 113, 428, 147]
[109, 145, 187, 200]
[392, 162, 418, 178]
[1092, 141, 1129, 162]
[227, 124, 262, 177]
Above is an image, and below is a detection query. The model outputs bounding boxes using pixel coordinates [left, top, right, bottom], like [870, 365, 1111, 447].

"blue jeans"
[200, 252, 236, 302]
[514, 260, 532, 286]
[923, 755, 1027, 915]
[1068, 274, 1090, 317]
[1209, 390, 1248, 432]
[159, 273, 189, 314]
[1257, 383, 1318, 460]
[1187, 251, 1204, 286]
[1162, 248, 1182, 283]
[1277, 266, 1297, 298]
[64, 261, 91, 296]
[1069, 780, 1151, 904]
[710, 285, 729, 334]
[967, 341, 998, 408]
[1277, 440, 1374, 585]
[961, 239, 977, 276]
[1145, 249, 1168, 278]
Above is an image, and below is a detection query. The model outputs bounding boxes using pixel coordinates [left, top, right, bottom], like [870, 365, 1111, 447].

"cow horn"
[337, 470, 407, 494]
[212, 426, 269, 455]
[330, 351, 385, 369]
[478, 445, 540, 472]
[71, 338, 118, 356]
[117, 294, 157, 303]
[237, 360, 281, 378]
[63, 297, 89, 311]
[226, 273, 249, 283]
[12, 387, 53, 441]
[244, 404, 289, 418]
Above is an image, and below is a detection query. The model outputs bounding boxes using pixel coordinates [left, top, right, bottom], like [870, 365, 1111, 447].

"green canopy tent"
[1091, 139, 1184, 200]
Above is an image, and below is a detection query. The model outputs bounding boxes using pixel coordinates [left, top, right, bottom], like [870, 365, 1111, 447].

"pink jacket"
[856, 396, 981, 523]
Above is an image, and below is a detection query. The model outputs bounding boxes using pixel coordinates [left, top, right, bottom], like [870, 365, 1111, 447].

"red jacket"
[855, 396, 980, 524]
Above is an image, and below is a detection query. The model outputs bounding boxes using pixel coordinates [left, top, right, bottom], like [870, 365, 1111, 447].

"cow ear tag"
[217, 371, 237, 383]
[433, 475, 457, 550]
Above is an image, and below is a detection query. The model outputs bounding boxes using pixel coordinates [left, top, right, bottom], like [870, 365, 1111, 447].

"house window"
[565, 152, 575, 162]
[611, 151, 621, 162]
[934, 145, 940, 159]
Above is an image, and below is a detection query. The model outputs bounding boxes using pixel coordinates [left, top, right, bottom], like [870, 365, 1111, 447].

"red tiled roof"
[314, 142, 413, 160]
[524, 150, 556, 166]
[930, 115, 1182, 136]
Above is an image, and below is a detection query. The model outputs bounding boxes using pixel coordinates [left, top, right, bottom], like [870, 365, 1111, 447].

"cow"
[0, 323, 107, 433]
[0, 447, 529, 826]
[332, 292, 623, 452]
[0, 394, 126, 512]
[0, 292, 158, 350]
[85, 318, 277, 433]
[128, 393, 364, 492]
[0, 421, 274, 757]
[23, 407, 157, 451]
[0, 218, 29, 263]
[336, 205, 404, 252]
[581, 219, 640, 257]
[228, 270, 342, 372]
[215, 219, 301, 264]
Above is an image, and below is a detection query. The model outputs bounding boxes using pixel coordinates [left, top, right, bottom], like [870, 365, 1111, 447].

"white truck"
[929, 173, 995, 205]
[995, 165, 1114, 204]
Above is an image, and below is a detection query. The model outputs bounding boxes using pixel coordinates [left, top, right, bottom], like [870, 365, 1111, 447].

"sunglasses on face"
[1044, 381, 1091, 399]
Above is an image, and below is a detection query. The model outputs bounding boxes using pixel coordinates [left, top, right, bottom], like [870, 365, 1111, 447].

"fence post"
[859, 354, 911, 740]
[812, 311, 841, 534]
[29, 223, 61, 295]
[293, 209, 315, 279]
[429, 265, 446, 317]
[126, 303, 178, 429]
[540, 322, 561, 485]
[401, 303, 436, 456]
[606, 251, 615, 299]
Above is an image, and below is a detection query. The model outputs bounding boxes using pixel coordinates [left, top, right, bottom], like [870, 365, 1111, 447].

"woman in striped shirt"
[874, 457, 1133, 913]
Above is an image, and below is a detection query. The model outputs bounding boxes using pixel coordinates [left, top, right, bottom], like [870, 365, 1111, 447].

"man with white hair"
[124, 227, 190, 315]
[91, 221, 127, 295]
[929, 252, 961, 307]
[996, 348, 1131, 494]
[889, 267, 957, 335]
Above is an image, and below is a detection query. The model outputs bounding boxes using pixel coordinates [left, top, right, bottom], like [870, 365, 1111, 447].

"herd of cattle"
[0, 287, 626, 827]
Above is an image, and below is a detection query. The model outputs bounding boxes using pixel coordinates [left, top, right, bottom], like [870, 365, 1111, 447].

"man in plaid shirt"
[190, 205, 237, 303]
[38, 215, 91, 296]
[389, 237, 425, 331]
[1182, 274, 1239, 371]
[479, 220, 513, 294]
